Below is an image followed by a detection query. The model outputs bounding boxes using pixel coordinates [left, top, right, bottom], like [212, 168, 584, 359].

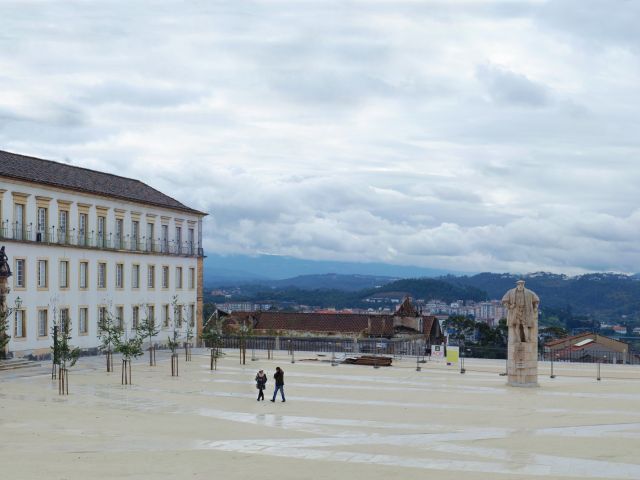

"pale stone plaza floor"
[2, 349, 640, 480]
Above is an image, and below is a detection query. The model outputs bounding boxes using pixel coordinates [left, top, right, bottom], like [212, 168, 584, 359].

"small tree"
[56, 318, 80, 395]
[238, 319, 253, 365]
[184, 308, 194, 362]
[138, 304, 159, 366]
[114, 325, 144, 385]
[201, 314, 225, 370]
[98, 306, 121, 373]
[169, 295, 182, 376]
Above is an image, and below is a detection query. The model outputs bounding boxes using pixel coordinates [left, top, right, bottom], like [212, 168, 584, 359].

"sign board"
[431, 344, 445, 359]
[446, 346, 459, 364]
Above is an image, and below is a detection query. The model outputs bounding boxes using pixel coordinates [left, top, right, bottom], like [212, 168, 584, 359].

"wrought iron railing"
[0, 220, 203, 257]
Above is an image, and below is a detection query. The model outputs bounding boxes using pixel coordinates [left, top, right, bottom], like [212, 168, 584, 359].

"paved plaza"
[2, 350, 640, 480]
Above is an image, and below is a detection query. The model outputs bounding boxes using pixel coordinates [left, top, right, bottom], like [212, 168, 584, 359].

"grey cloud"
[2, 0, 640, 274]
[78, 82, 204, 108]
[535, 0, 640, 52]
[476, 64, 550, 107]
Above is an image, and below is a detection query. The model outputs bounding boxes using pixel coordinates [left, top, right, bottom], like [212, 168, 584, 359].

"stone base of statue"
[507, 339, 538, 387]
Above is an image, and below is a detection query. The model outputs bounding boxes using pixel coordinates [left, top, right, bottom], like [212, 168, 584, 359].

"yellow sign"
[446, 346, 459, 364]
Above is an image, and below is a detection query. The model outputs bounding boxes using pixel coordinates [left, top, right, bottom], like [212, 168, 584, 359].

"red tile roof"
[0, 149, 206, 215]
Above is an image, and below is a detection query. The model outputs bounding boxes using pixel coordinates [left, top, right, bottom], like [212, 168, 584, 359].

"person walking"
[270, 366, 285, 402]
[255, 370, 267, 401]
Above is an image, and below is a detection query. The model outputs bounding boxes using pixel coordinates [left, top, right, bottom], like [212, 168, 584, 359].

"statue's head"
[516, 280, 525, 290]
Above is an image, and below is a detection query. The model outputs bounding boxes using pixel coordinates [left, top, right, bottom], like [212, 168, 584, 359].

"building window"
[147, 305, 155, 326]
[98, 306, 107, 331]
[38, 309, 48, 337]
[58, 210, 69, 243]
[132, 220, 140, 250]
[176, 267, 183, 289]
[175, 305, 183, 328]
[79, 307, 88, 334]
[116, 306, 124, 329]
[146, 222, 154, 251]
[132, 264, 140, 289]
[59, 260, 69, 288]
[132, 306, 139, 330]
[37, 207, 48, 241]
[15, 259, 25, 288]
[79, 261, 88, 289]
[60, 308, 69, 333]
[162, 304, 169, 327]
[161, 224, 169, 252]
[98, 262, 107, 289]
[188, 228, 195, 255]
[79, 213, 88, 246]
[175, 226, 182, 253]
[147, 265, 155, 288]
[115, 218, 124, 249]
[37, 260, 48, 288]
[189, 304, 195, 327]
[162, 266, 169, 289]
[14, 203, 25, 240]
[14, 309, 26, 338]
[97, 216, 106, 248]
[116, 263, 124, 289]
[188, 267, 195, 289]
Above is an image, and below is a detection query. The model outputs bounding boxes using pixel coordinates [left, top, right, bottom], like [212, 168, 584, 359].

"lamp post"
[289, 339, 295, 364]
[14, 296, 22, 337]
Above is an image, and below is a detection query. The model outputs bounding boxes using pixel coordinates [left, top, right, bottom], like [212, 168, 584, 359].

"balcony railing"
[0, 221, 203, 257]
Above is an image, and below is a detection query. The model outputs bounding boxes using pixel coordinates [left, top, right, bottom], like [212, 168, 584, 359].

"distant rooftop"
[0, 149, 206, 216]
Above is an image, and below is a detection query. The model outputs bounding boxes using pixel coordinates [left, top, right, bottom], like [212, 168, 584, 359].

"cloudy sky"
[1, 0, 639, 275]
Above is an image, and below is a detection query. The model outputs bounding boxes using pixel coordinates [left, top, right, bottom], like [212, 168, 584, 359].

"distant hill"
[204, 253, 462, 284]
[206, 276, 489, 309]
[363, 278, 488, 303]
[443, 272, 640, 317]
[204, 266, 640, 323]
[261, 273, 397, 292]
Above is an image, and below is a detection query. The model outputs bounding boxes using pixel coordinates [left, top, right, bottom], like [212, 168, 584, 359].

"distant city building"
[217, 302, 271, 312]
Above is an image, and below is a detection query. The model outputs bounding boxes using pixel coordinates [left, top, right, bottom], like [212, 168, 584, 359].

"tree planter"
[121, 359, 132, 385]
[171, 353, 179, 377]
[106, 350, 113, 372]
[184, 343, 192, 362]
[148, 345, 156, 366]
[58, 367, 69, 395]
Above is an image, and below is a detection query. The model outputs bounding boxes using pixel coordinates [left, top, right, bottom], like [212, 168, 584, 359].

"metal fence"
[218, 335, 429, 357]
[216, 336, 640, 366]
[541, 348, 640, 365]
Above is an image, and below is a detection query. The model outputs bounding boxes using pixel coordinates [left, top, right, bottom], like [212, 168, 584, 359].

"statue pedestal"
[507, 341, 538, 387]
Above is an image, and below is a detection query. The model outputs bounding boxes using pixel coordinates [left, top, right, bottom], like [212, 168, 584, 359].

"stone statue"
[501, 280, 539, 343]
[0, 246, 11, 278]
[501, 280, 540, 387]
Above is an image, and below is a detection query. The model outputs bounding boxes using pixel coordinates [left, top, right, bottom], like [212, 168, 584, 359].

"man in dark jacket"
[270, 366, 285, 402]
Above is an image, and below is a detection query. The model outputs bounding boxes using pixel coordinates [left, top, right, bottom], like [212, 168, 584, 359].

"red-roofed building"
[224, 297, 444, 344]
[544, 332, 631, 364]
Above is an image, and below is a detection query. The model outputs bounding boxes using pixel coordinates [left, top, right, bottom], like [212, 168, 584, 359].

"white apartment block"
[0, 150, 207, 358]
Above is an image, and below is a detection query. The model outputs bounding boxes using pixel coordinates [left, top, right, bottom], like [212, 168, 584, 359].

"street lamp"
[15, 296, 22, 309]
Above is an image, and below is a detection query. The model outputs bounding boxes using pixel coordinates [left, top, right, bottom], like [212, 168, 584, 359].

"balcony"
[0, 221, 204, 257]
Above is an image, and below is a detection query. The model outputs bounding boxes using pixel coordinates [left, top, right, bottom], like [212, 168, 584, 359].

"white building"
[0, 150, 207, 358]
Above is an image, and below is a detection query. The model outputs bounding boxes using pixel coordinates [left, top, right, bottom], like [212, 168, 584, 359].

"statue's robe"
[501, 287, 539, 329]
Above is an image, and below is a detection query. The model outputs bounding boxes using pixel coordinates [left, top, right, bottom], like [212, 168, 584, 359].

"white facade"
[1, 173, 205, 357]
